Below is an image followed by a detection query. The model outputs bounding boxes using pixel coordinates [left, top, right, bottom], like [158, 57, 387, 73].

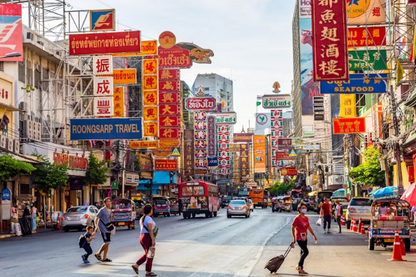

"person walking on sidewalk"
[31, 203, 38, 233]
[320, 198, 332, 233]
[10, 205, 19, 235]
[94, 197, 113, 262]
[334, 200, 343, 233]
[131, 205, 157, 276]
[292, 203, 318, 275]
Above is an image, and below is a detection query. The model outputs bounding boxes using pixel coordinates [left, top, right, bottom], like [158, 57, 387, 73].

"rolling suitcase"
[264, 244, 293, 274]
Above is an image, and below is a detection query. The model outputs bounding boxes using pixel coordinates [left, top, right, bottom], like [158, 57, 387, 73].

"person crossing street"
[320, 198, 332, 233]
[94, 197, 114, 262]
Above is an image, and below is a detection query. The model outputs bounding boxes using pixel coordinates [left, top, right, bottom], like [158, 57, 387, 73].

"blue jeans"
[83, 244, 93, 260]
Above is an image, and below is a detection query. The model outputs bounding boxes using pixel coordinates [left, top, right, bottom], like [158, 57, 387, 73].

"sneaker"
[82, 255, 90, 264]
[327, 229, 331, 233]
[324, 229, 327, 233]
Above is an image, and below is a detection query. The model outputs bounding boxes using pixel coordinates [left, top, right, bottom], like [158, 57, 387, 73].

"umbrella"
[332, 189, 345, 197]
[401, 183, 416, 206]
[368, 187, 381, 196]
[372, 186, 398, 199]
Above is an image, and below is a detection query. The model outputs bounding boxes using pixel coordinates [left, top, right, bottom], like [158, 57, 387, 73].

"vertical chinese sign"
[142, 58, 159, 137]
[184, 129, 194, 176]
[194, 112, 208, 170]
[218, 125, 230, 175]
[240, 144, 249, 182]
[113, 87, 124, 117]
[207, 116, 216, 157]
[312, 0, 348, 81]
[93, 56, 114, 117]
[271, 110, 283, 167]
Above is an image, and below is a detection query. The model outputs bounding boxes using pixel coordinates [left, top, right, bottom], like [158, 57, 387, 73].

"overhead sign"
[0, 4, 23, 62]
[320, 73, 387, 94]
[94, 97, 113, 116]
[314, 114, 325, 121]
[171, 147, 180, 156]
[160, 80, 180, 91]
[281, 167, 298, 176]
[275, 150, 294, 160]
[185, 96, 217, 111]
[347, 26, 386, 47]
[159, 69, 180, 80]
[159, 92, 180, 104]
[93, 56, 113, 75]
[90, 9, 115, 31]
[159, 116, 180, 127]
[154, 159, 178, 171]
[277, 138, 292, 149]
[262, 94, 291, 109]
[213, 112, 237, 125]
[129, 140, 158, 149]
[303, 145, 320, 150]
[158, 45, 192, 68]
[347, 0, 385, 25]
[339, 94, 357, 118]
[348, 50, 387, 70]
[94, 76, 113, 96]
[233, 133, 253, 143]
[208, 157, 218, 167]
[112, 40, 158, 57]
[70, 118, 142, 140]
[111, 69, 137, 84]
[333, 117, 366, 134]
[69, 31, 141, 55]
[289, 149, 297, 157]
[159, 127, 180, 139]
[143, 122, 158, 137]
[159, 31, 176, 49]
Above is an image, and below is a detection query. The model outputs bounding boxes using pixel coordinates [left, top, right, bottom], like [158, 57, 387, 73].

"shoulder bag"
[142, 215, 159, 238]
[100, 218, 114, 232]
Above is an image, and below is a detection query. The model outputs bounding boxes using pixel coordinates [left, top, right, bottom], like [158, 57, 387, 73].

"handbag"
[142, 216, 159, 238]
[100, 219, 114, 232]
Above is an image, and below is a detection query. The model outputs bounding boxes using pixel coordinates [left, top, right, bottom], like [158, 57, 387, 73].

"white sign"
[262, 94, 291, 109]
[94, 97, 114, 116]
[303, 145, 320, 150]
[212, 112, 237, 124]
[93, 56, 113, 75]
[93, 77, 114, 96]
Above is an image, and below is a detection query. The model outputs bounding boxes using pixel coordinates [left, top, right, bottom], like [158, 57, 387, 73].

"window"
[42, 68, 49, 91]
[27, 64, 33, 86]
[0, 61, 4, 72]
[350, 199, 370, 206]
[34, 67, 41, 89]
[89, 207, 95, 213]
[205, 87, 210, 91]
[20, 184, 30, 194]
[67, 207, 88, 213]
[18, 61, 25, 82]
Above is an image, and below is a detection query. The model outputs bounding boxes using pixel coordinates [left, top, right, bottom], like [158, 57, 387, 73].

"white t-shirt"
[140, 215, 156, 234]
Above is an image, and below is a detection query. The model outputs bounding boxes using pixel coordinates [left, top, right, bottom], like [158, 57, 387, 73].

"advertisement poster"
[0, 4, 23, 62]
[253, 135, 266, 173]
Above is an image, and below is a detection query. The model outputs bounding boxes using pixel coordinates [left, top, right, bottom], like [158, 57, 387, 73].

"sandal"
[94, 254, 102, 261]
[131, 265, 139, 275]
[145, 272, 157, 277]
[102, 258, 112, 262]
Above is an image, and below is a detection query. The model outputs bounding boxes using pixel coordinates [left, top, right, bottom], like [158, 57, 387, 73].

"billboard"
[253, 135, 266, 173]
[320, 73, 387, 94]
[0, 4, 23, 62]
[347, 0, 385, 25]
[312, 0, 349, 81]
[333, 117, 366, 134]
[90, 9, 115, 31]
[70, 118, 142, 140]
[233, 133, 253, 143]
[348, 50, 387, 70]
[154, 159, 178, 171]
[69, 31, 141, 55]
[347, 26, 386, 47]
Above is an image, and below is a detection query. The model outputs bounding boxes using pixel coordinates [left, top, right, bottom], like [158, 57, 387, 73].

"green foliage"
[85, 152, 108, 186]
[348, 146, 385, 187]
[32, 156, 69, 196]
[21, 84, 35, 94]
[0, 155, 35, 184]
[269, 180, 295, 196]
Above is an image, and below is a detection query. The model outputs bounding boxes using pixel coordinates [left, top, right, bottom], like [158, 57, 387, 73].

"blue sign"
[208, 157, 218, 167]
[320, 73, 387, 94]
[90, 9, 115, 31]
[70, 118, 142, 140]
[2, 188, 11, 201]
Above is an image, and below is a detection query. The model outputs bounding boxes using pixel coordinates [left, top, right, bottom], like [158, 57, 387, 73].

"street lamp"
[0, 52, 22, 59]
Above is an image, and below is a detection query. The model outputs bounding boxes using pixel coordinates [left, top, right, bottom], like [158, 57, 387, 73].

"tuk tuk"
[131, 192, 147, 219]
[313, 190, 333, 213]
[368, 198, 411, 251]
[272, 196, 283, 213]
[169, 197, 180, 216]
[153, 196, 171, 217]
[111, 198, 136, 230]
[283, 196, 292, 212]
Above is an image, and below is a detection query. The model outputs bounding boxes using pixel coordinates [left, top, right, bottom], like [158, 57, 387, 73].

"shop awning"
[0, 103, 20, 112]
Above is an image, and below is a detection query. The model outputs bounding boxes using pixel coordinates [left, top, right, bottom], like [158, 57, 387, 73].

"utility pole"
[390, 84, 404, 196]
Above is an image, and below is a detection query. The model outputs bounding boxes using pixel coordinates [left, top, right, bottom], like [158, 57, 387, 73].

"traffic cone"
[388, 232, 406, 261]
[349, 218, 354, 231]
[400, 238, 406, 256]
[352, 219, 358, 232]
[360, 222, 366, 235]
[341, 216, 345, 226]
[355, 219, 361, 233]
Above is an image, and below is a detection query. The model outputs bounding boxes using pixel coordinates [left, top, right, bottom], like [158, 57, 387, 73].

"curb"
[0, 234, 16, 239]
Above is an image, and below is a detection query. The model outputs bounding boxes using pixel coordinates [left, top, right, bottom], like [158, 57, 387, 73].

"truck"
[249, 188, 269, 209]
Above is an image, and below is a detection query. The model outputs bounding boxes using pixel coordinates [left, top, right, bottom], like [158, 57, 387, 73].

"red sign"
[185, 97, 217, 111]
[158, 45, 193, 68]
[159, 128, 180, 139]
[159, 80, 180, 91]
[277, 138, 292, 149]
[69, 31, 141, 55]
[233, 133, 253, 143]
[281, 167, 297, 176]
[154, 159, 178, 171]
[333, 117, 366, 134]
[347, 26, 386, 47]
[159, 92, 180, 103]
[159, 104, 180, 116]
[53, 150, 88, 170]
[275, 150, 294, 160]
[159, 69, 180, 80]
[159, 116, 180, 127]
[207, 116, 216, 156]
[312, 0, 348, 81]
[0, 4, 23, 62]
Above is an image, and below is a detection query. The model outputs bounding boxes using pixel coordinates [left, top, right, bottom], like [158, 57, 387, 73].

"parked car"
[62, 205, 98, 232]
[221, 196, 232, 208]
[345, 197, 371, 229]
[227, 200, 251, 218]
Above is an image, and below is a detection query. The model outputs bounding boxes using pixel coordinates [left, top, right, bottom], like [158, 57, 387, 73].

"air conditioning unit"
[21, 120, 32, 139]
[0, 135, 6, 148]
[37, 41, 44, 46]
[19, 102, 28, 112]
[26, 32, 34, 40]
[14, 139, 20, 153]
[35, 122, 41, 141]
[6, 138, 13, 152]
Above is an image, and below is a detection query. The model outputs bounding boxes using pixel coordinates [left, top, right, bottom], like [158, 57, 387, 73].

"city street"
[1, 208, 416, 277]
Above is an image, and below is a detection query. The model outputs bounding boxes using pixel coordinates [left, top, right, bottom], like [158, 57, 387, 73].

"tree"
[0, 155, 35, 185]
[269, 180, 295, 196]
[32, 156, 69, 196]
[85, 152, 108, 186]
[348, 146, 385, 187]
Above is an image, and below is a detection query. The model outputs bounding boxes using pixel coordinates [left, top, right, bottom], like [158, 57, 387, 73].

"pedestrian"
[23, 203, 32, 232]
[291, 203, 318, 275]
[334, 200, 343, 233]
[411, 206, 416, 226]
[94, 197, 114, 262]
[131, 204, 157, 276]
[10, 204, 19, 234]
[80, 225, 96, 264]
[320, 197, 332, 233]
[31, 203, 38, 233]
[96, 201, 101, 209]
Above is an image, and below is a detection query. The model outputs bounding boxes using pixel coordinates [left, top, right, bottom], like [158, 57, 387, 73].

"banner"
[207, 116, 216, 156]
[218, 125, 230, 175]
[70, 118, 142, 140]
[0, 4, 23, 62]
[320, 73, 387, 94]
[195, 112, 208, 169]
[339, 94, 357, 118]
[348, 50, 387, 70]
[347, 26, 386, 47]
[233, 133, 253, 143]
[347, 0, 385, 25]
[240, 144, 249, 181]
[253, 135, 266, 173]
[333, 117, 366, 134]
[183, 129, 194, 176]
[312, 0, 349, 81]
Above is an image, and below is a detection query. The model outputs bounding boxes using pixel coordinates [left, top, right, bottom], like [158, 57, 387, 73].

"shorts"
[101, 232, 111, 244]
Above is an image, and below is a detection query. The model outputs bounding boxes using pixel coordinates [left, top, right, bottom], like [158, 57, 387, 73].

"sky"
[65, 0, 296, 132]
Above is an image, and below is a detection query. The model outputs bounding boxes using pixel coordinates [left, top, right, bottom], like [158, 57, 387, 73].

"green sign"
[348, 50, 387, 70]
[111, 181, 118, 190]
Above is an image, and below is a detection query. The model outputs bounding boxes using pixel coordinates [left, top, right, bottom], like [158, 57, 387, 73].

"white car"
[61, 205, 99, 232]
[345, 197, 371, 229]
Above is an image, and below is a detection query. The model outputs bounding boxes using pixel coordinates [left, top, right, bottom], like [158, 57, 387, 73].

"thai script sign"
[70, 118, 142, 140]
[233, 133, 253, 143]
[312, 0, 349, 81]
[90, 9, 115, 31]
[69, 31, 141, 55]
[277, 138, 292, 149]
[158, 45, 192, 68]
[0, 4, 23, 62]
[53, 150, 88, 170]
[320, 73, 387, 94]
[185, 96, 217, 111]
[94, 97, 113, 116]
[212, 112, 237, 124]
[93, 56, 113, 75]
[154, 159, 178, 171]
[333, 117, 366, 134]
[348, 50, 387, 70]
[112, 40, 158, 56]
[347, 26, 386, 47]
[104, 69, 137, 84]
[129, 140, 158, 149]
[262, 94, 291, 109]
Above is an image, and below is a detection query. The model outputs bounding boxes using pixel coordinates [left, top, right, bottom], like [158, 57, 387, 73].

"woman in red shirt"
[291, 203, 318, 275]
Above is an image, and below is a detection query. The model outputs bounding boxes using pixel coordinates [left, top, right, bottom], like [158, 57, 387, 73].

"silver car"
[345, 197, 371, 229]
[62, 205, 99, 232]
[227, 200, 250, 218]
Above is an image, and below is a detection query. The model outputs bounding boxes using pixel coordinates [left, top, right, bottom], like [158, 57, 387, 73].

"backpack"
[78, 234, 87, 248]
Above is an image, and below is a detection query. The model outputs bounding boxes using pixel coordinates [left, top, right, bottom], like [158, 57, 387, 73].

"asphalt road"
[1, 208, 416, 277]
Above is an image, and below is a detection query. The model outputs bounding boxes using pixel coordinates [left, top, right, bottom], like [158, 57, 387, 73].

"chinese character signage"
[154, 159, 178, 171]
[142, 75, 158, 90]
[143, 90, 158, 105]
[70, 118, 142, 140]
[254, 135, 266, 173]
[312, 0, 349, 81]
[94, 77, 113, 96]
[233, 133, 253, 143]
[271, 109, 283, 167]
[262, 94, 291, 109]
[240, 144, 249, 180]
[159, 116, 180, 127]
[143, 106, 158, 121]
[94, 97, 113, 116]
[112, 40, 158, 57]
[90, 9, 115, 31]
[159, 104, 180, 115]
[333, 117, 366, 134]
[195, 112, 208, 169]
[159, 69, 180, 80]
[93, 56, 113, 75]
[159, 92, 180, 104]
[347, 26, 386, 47]
[347, 0, 385, 25]
[348, 50, 387, 70]
[185, 96, 217, 111]
[142, 57, 159, 138]
[159, 127, 180, 139]
[129, 140, 158, 149]
[144, 122, 158, 137]
[158, 45, 193, 68]
[113, 87, 124, 117]
[0, 4, 23, 62]
[69, 31, 141, 55]
[143, 59, 158, 74]
[218, 125, 230, 175]
[320, 73, 387, 94]
[159, 80, 180, 92]
[213, 112, 237, 124]
[339, 94, 357, 118]
[281, 167, 298, 176]
[207, 116, 216, 157]
[183, 129, 195, 176]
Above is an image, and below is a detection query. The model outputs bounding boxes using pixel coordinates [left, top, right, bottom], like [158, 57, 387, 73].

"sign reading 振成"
[70, 118, 142, 140]
[262, 94, 291, 109]
[320, 74, 387, 94]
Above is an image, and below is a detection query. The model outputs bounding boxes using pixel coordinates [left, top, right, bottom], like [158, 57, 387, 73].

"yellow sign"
[143, 90, 158, 105]
[159, 31, 176, 49]
[143, 106, 158, 121]
[113, 87, 124, 118]
[339, 94, 357, 118]
[129, 140, 159, 149]
[289, 149, 297, 157]
[143, 75, 158, 90]
[144, 122, 158, 137]
[143, 59, 158, 75]
[103, 69, 137, 84]
[112, 40, 158, 56]
[171, 147, 180, 156]
[347, 0, 385, 25]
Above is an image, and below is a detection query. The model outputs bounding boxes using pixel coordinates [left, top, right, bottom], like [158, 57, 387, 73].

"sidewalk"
[0, 226, 55, 240]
